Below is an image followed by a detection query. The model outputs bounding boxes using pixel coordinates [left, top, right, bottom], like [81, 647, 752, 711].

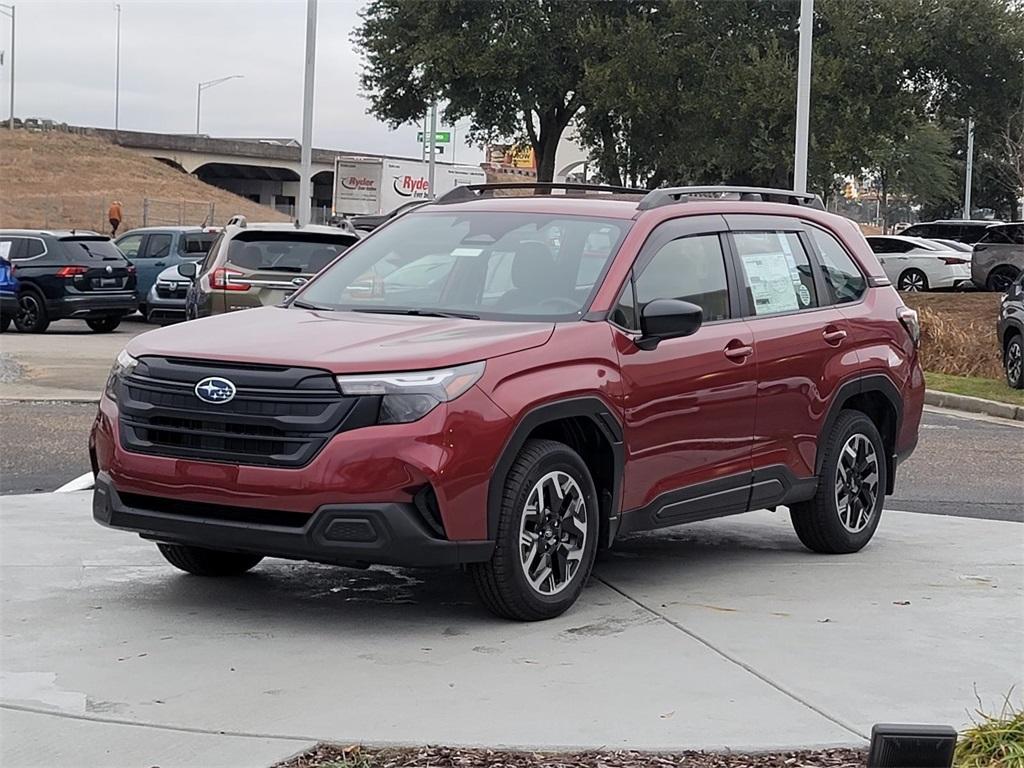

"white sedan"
[865, 235, 973, 291]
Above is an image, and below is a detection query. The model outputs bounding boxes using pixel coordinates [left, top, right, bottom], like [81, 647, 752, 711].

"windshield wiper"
[291, 299, 334, 311]
[351, 307, 480, 320]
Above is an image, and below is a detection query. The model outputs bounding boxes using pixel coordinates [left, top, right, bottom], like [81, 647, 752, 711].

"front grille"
[155, 285, 188, 299]
[117, 356, 379, 468]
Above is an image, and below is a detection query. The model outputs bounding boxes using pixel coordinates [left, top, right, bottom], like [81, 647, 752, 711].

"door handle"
[823, 327, 847, 345]
[154, 261, 166, 267]
[724, 341, 753, 361]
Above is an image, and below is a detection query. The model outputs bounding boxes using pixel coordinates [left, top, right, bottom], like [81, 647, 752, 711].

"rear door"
[220, 231, 359, 311]
[60, 237, 135, 294]
[726, 216, 858, 485]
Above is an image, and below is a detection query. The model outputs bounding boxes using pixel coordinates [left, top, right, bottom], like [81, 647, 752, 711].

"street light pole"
[114, 3, 121, 131]
[297, 0, 317, 226]
[963, 118, 975, 219]
[0, 4, 14, 130]
[793, 0, 814, 193]
[195, 74, 243, 135]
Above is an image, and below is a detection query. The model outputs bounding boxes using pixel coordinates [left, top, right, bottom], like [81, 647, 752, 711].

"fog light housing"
[868, 723, 956, 768]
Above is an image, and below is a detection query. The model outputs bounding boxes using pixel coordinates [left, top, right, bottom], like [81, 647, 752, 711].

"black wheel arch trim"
[486, 396, 624, 546]
[817, 373, 903, 493]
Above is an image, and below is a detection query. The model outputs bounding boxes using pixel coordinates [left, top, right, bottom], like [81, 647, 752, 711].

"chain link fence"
[142, 198, 217, 227]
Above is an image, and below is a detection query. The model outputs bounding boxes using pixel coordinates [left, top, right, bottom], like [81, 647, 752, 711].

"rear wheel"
[987, 267, 1020, 293]
[470, 439, 598, 621]
[791, 410, 886, 554]
[86, 316, 121, 333]
[897, 269, 928, 292]
[14, 290, 49, 333]
[1005, 333, 1024, 389]
[157, 543, 263, 576]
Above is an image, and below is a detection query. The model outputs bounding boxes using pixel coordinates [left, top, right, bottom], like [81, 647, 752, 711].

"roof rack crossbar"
[638, 186, 824, 211]
[435, 182, 650, 205]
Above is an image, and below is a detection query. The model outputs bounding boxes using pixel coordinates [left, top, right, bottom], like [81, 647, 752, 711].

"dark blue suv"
[0, 243, 18, 331]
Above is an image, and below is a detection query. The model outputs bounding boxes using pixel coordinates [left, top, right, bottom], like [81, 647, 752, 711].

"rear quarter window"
[809, 228, 866, 304]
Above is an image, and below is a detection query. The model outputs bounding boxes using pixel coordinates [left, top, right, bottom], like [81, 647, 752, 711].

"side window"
[809, 228, 866, 304]
[0, 238, 22, 261]
[634, 234, 730, 322]
[867, 239, 889, 254]
[116, 234, 144, 258]
[143, 234, 173, 259]
[610, 275, 638, 331]
[890, 240, 914, 253]
[1012, 225, 1024, 245]
[24, 238, 46, 258]
[734, 231, 818, 316]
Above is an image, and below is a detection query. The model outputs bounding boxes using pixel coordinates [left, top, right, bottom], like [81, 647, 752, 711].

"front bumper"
[50, 292, 138, 319]
[144, 290, 187, 322]
[93, 473, 493, 567]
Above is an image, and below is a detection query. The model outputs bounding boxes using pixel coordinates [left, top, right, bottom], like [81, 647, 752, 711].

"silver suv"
[972, 223, 1024, 292]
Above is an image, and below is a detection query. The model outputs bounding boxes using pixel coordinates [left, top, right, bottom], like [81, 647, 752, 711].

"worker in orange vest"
[107, 201, 124, 237]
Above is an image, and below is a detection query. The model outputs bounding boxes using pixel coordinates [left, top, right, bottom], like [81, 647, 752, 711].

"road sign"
[417, 131, 451, 144]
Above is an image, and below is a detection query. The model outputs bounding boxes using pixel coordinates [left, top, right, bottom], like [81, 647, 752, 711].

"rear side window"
[734, 231, 818, 316]
[635, 234, 730, 322]
[980, 225, 1023, 245]
[23, 238, 46, 258]
[809, 228, 866, 304]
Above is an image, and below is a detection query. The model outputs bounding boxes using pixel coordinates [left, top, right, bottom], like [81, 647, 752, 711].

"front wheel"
[157, 543, 263, 576]
[86, 316, 121, 333]
[1005, 333, 1024, 389]
[790, 410, 886, 554]
[14, 291, 50, 333]
[470, 439, 598, 621]
[898, 269, 928, 292]
[987, 267, 1020, 293]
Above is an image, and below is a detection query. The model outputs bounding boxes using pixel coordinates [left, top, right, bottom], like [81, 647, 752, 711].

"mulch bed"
[276, 745, 868, 768]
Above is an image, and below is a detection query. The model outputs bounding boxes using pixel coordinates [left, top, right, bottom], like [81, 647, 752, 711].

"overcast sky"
[3, 0, 483, 162]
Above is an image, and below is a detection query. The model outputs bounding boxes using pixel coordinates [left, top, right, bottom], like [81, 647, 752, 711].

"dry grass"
[955, 693, 1024, 768]
[0, 128, 289, 231]
[902, 292, 1004, 379]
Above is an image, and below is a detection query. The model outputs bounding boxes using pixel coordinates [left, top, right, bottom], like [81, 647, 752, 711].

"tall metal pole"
[195, 83, 201, 135]
[114, 3, 121, 131]
[298, 0, 317, 225]
[195, 75, 243, 136]
[427, 101, 437, 198]
[1, 4, 14, 130]
[793, 0, 814, 193]
[963, 118, 975, 219]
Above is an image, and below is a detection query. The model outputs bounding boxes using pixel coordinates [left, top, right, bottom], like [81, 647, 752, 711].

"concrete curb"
[924, 389, 1024, 422]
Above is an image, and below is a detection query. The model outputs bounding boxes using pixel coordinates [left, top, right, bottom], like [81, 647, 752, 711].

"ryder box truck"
[332, 157, 487, 217]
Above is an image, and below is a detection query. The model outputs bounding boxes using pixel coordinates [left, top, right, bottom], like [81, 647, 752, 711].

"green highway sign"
[417, 131, 451, 144]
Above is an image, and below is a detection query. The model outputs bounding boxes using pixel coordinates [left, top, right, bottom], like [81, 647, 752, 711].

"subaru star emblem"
[195, 376, 236, 404]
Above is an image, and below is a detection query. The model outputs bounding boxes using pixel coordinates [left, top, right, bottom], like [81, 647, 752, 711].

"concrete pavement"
[1, 491, 1020, 768]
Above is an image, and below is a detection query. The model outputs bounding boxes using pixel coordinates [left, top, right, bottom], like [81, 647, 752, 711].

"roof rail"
[638, 186, 824, 211]
[435, 182, 649, 205]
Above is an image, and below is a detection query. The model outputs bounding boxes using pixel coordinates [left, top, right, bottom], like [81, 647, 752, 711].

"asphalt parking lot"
[1, 493, 1020, 767]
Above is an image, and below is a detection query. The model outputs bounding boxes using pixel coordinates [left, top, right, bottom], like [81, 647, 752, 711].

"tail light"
[56, 266, 88, 278]
[897, 306, 920, 347]
[940, 257, 969, 265]
[209, 267, 250, 291]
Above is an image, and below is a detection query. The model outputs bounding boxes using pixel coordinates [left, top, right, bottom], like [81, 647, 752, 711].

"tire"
[986, 267, 1020, 293]
[14, 289, 50, 333]
[790, 410, 887, 554]
[897, 268, 928, 292]
[469, 439, 599, 621]
[86, 316, 121, 333]
[1005, 333, 1024, 390]
[156, 543, 263, 576]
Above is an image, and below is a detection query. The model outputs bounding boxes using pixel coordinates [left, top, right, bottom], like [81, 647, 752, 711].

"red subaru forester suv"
[91, 185, 924, 621]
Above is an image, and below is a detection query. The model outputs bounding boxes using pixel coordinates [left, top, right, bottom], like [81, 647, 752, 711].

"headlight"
[104, 349, 138, 400]
[336, 361, 485, 424]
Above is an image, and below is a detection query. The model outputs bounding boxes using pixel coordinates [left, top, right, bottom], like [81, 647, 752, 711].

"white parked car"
[865, 235, 973, 291]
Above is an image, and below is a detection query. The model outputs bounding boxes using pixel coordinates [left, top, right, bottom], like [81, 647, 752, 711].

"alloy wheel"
[1007, 340, 1023, 385]
[518, 470, 588, 596]
[834, 433, 879, 534]
[899, 272, 925, 292]
[17, 294, 40, 329]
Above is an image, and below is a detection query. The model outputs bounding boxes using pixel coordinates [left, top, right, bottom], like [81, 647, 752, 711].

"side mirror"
[636, 299, 703, 351]
[177, 261, 197, 280]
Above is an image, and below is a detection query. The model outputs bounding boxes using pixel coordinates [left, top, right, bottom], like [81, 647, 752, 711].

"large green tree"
[353, 0, 640, 181]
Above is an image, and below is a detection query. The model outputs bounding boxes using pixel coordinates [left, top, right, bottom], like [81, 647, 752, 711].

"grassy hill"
[0, 128, 289, 232]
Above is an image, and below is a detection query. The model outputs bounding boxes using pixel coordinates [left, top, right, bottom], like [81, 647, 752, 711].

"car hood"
[127, 306, 555, 373]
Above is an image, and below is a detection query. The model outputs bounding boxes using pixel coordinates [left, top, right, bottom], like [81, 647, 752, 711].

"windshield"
[294, 211, 629, 321]
[225, 232, 358, 274]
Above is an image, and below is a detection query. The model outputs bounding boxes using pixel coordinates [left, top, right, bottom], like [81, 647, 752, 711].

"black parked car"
[0, 230, 138, 333]
[900, 219, 1001, 244]
[999, 272, 1024, 389]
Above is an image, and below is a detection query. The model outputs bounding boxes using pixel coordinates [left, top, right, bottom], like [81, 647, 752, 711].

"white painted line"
[53, 472, 95, 494]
